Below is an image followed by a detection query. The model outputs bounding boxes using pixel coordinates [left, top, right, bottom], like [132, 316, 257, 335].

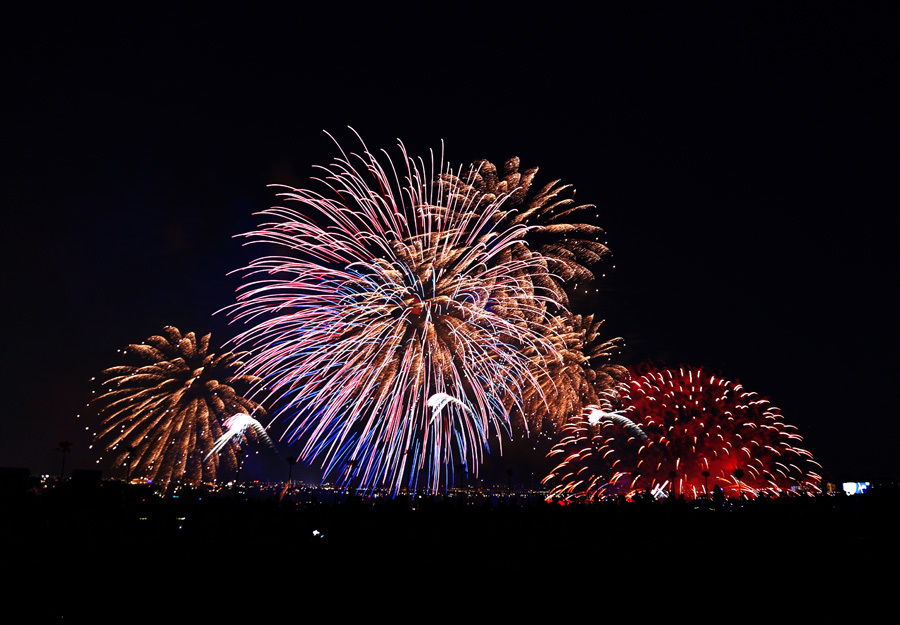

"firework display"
[79, 133, 828, 501]
[543, 366, 822, 501]
[90, 327, 265, 484]
[228, 134, 572, 494]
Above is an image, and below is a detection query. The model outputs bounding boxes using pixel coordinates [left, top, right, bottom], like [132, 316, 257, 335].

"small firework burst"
[543, 366, 822, 501]
[227, 133, 568, 495]
[90, 327, 265, 484]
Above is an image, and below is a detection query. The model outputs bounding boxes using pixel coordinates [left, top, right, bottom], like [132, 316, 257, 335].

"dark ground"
[5, 477, 897, 620]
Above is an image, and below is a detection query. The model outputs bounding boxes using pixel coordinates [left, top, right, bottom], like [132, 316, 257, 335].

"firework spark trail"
[227, 132, 566, 495]
[89, 327, 264, 485]
[543, 366, 822, 501]
[441, 157, 612, 306]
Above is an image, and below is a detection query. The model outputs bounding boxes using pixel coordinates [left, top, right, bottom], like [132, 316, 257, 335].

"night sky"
[3, 5, 896, 485]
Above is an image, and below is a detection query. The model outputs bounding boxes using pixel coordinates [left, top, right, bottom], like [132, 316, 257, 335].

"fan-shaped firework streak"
[543, 366, 822, 501]
[585, 405, 647, 441]
[207, 413, 274, 457]
[228, 134, 564, 495]
[427, 393, 475, 421]
[89, 327, 265, 485]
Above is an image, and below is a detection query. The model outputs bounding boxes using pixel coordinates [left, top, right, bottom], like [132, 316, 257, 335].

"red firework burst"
[543, 365, 822, 501]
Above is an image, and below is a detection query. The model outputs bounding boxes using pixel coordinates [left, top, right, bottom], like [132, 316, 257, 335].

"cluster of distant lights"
[842, 482, 869, 495]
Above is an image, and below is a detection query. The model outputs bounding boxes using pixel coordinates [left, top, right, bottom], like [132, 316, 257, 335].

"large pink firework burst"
[226, 133, 566, 495]
[543, 366, 822, 501]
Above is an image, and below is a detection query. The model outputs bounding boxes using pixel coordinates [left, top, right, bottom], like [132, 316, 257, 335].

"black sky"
[2, 4, 896, 484]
